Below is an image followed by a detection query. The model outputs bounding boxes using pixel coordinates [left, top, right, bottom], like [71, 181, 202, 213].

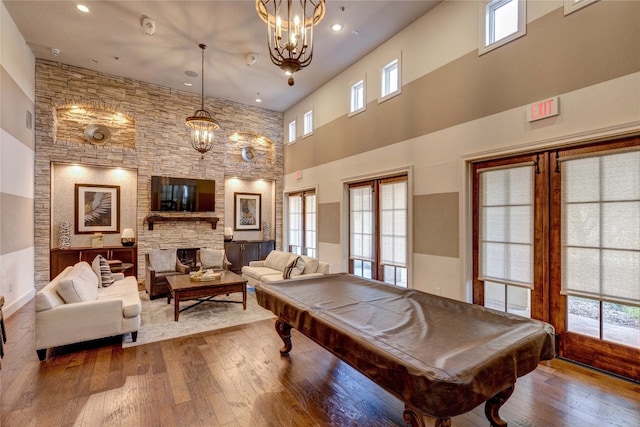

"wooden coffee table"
[166, 270, 247, 321]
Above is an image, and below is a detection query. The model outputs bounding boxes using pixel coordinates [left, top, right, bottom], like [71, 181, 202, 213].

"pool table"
[255, 273, 555, 427]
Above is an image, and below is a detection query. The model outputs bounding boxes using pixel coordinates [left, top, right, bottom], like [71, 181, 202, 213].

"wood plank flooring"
[1, 299, 639, 426]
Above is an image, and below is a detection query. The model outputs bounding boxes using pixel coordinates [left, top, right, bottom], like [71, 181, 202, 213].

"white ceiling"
[4, 0, 440, 112]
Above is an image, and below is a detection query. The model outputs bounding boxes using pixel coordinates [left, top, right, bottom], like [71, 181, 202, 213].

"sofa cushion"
[98, 278, 142, 318]
[300, 255, 319, 274]
[284, 256, 306, 279]
[36, 283, 66, 312]
[242, 266, 280, 281]
[92, 254, 115, 287]
[149, 249, 177, 273]
[56, 262, 99, 303]
[264, 250, 293, 272]
[199, 248, 225, 269]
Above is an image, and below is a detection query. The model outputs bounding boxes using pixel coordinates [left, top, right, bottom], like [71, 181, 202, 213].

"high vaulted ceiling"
[4, 1, 440, 112]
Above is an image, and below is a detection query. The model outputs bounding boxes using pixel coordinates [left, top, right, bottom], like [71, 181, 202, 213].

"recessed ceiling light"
[256, 92, 262, 103]
[184, 82, 193, 87]
[331, 23, 343, 32]
[77, 4, 89, 13]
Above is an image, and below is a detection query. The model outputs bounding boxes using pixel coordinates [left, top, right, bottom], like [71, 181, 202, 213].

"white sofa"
[35, 260, 141, 360]
[241, 250, 330, 287]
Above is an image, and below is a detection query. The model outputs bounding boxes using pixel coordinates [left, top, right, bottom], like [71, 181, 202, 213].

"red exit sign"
[527, 96, 559, 122]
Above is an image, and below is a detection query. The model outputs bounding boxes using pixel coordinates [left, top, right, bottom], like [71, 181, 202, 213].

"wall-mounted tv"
[150, 176, 215, 212]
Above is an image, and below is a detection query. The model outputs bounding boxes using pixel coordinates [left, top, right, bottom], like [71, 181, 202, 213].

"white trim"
[348, 77, 367, 117]
[478, 0, 527, 56]
[564, 0, 599, 16]
[287, 119, 297, 145]
[303, 109, 314, 137]
[379, 53, 402, 103]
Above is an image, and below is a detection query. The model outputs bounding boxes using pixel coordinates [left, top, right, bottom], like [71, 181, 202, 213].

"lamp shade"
[121, 228, 135, 246]
[224, 227, 233, 242]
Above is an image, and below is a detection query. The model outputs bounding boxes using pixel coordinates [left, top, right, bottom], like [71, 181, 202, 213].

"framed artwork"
[234, 192, 261, 231]
[75, 184, 120, 234]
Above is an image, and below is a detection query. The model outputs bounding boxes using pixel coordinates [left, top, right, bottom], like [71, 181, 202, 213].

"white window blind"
[561, 150, 640, 306]
[478, 164, 534, 289]
[305, 193, 317, 257]
[380, 181, 407, 266]
[288, 195, 302, 254]
[350, 185, 374, 261]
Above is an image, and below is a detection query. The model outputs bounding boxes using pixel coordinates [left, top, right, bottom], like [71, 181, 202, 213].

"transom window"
[380, 58, 400, 101]
[479, 0, 526, 55]
[288, 120, 296, 144]
[350, 79, 365, 115]
[303, 110, 313, 136]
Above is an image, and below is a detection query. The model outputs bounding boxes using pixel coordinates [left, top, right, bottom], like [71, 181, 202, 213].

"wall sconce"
[121, 228, 135, 246]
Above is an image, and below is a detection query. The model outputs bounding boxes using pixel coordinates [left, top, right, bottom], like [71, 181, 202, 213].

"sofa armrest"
[35, 298, 127, 349]
[248, 260, 266, 267]
[176, 262, 190, 274]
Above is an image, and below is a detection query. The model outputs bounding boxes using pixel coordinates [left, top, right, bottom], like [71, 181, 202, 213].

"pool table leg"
[275, 318, 293, 356]
[403, 405, 451, 427]
[484, 384, 515, 427]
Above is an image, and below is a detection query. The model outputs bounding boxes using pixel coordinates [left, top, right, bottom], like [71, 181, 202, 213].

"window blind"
[561, 150, 640, 306]
[478, 164, 534, 289]
[380, 180, 407, 266]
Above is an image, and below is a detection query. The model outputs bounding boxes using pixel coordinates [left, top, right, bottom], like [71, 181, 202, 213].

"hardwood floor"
[1, 299, 639, 426]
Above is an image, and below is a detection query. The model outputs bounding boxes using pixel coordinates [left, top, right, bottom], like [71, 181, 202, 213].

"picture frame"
[75, 184, 120, 234]
[234, 192, 261, 231]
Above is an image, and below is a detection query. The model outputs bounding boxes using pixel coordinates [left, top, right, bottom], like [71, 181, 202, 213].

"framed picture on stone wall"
[234, 192, 261, 231]
[75, 184, 121, 234]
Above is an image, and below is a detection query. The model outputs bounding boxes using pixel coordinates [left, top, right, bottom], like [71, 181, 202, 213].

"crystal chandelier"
[186, 43, 220, 158]
[256, 0, 326, 86]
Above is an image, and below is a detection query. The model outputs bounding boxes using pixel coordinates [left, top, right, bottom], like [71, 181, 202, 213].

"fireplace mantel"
[144, 214, 219, 230]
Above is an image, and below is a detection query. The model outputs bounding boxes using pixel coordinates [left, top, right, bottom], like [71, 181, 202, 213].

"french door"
[348, 175, 408, 286]
[473, 135, 640, 380]
[287, 189, 316, 256]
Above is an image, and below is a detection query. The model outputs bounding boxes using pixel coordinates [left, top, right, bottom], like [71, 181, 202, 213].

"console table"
[224, 240, 274, 273]
[50, 246, 138, 280]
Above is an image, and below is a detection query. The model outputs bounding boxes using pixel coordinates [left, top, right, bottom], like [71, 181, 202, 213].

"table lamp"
[121, 228, 135, 246]
[224, 227, 233, 242]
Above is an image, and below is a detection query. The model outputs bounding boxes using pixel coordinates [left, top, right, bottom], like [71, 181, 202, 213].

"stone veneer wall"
[34, 59, 283, 289]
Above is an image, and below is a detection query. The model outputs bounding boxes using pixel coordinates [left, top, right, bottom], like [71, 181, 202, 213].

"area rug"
[123, 288, 275, 347]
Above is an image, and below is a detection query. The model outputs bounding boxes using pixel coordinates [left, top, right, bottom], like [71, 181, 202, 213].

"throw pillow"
[98, 255, 116, 287]
[56, 262, 99, 303]
[149, 249, 177, 273]
[91, 254, 115, 287]
[199, 248, 224, 269]
[283, 256, 305, 279]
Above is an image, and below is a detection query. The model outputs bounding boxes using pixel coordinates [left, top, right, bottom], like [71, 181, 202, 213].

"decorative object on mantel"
[58, 221, 70, 249]
[144, 214, 219, 230]
[256, 0, 326, 86]
[224, 227, 233, 242]
[91, 232, 104, 248]
[186, 43, 220, 159]
[121, 228, 135, 246]
[263, 221, 271, 241]
[241, 146, 257, 162]
[84, 124, 112, 144]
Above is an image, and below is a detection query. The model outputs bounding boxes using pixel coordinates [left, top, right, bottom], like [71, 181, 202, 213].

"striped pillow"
[283, 256, 305, 279]
[92, 255, 115, 287]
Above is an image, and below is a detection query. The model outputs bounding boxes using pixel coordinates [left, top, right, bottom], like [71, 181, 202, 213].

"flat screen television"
[150, 176, 215, 212]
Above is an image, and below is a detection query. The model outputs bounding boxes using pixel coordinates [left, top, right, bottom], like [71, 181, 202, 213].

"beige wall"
[34, 61, 284, 288]
[283, 1, 640, 301]
[0, 3, 36, 315]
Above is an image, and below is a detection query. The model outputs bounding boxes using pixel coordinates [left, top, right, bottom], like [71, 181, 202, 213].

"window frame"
[303, 110, 313, 138]
[286, 188, 317, 257]
[379, 56, 401, 103]
[349, 78, 366, 117]
[564, 0, 598, 16]
[478, 0, 527, 56]
[288, 120, 297, 145]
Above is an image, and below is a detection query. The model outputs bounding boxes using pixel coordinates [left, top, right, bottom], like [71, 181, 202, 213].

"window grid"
[287, 189, 316, 257]
[479, 0, 526, 55]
